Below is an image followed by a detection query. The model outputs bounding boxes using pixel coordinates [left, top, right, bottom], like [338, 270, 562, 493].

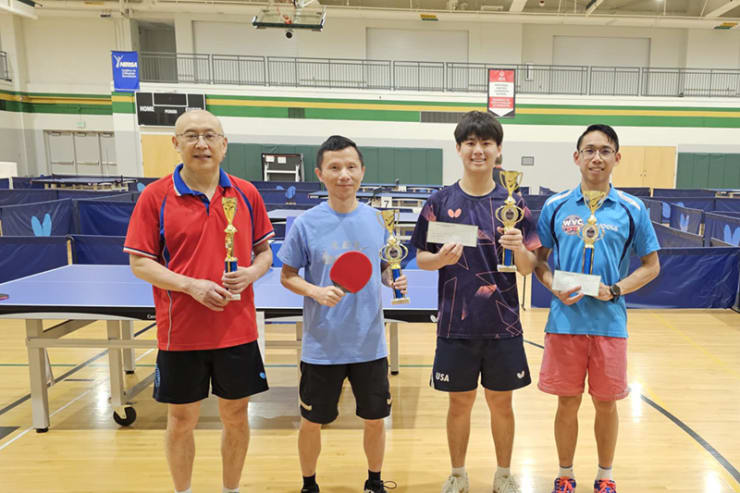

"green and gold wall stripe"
[2, 89, 740, 128]
[0, 90, 111, 115]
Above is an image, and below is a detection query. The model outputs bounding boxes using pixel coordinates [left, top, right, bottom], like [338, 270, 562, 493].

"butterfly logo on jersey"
[447, 208, 462, 219]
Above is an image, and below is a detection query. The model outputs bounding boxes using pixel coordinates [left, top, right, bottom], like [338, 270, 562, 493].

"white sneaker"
[441, 473, 469, 493]
[493, 474, 521, 493]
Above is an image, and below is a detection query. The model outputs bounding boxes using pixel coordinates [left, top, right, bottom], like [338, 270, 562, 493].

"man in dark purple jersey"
[411, 111, 541, 493]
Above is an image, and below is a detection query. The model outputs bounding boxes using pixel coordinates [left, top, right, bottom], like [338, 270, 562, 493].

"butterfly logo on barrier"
[285, 186, 296, 201]
[31, 213, 52, 236]
[723, 225, 740, 246]
[447, 208, 462, 219]
[679, 214, 689, 232]
[136, 183, 146, 192]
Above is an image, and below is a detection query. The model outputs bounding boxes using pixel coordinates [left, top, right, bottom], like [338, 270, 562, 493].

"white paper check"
[426, 221, 478, 248]
[552, 270, 602, 297]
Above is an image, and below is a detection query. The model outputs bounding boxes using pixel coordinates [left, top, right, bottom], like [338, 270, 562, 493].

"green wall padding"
[221, 143, 443, 185]
[676, 153, 740, 189]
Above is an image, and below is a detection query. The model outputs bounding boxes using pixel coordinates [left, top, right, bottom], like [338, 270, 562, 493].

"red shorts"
[538, 333, 629, 401]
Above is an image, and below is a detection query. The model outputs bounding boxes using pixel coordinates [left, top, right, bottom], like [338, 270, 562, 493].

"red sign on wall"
[487, 69, 516, 118]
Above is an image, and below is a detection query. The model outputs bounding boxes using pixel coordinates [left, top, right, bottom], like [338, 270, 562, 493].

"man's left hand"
[392, 274, 408, 295]
[222, 266, 257, 295]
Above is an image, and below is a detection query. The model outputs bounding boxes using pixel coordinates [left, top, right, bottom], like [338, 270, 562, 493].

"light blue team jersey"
[537, 185, 660, 338]
[277, 201, 388, 364]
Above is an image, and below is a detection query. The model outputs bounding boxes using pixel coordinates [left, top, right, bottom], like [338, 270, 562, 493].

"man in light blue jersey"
[534, 124, 661, 493]
[278, 135, 407, 493]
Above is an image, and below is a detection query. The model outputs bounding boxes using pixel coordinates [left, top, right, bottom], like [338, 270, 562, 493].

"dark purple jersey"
[411, 182, 541, 339]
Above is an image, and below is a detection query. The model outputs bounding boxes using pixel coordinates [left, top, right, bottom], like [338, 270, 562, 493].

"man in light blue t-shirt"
[278, 135, 407, 493]
[534, 124, 661, 493]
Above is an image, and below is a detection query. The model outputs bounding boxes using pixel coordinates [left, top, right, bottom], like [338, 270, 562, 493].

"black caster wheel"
[113, 406, 137, 426]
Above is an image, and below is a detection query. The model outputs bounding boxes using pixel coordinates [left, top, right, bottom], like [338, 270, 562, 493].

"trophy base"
[392, 297, 410, 305]
[497, 265, 517, 273]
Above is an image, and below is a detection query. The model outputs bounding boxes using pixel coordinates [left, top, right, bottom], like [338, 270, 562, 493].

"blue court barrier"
[653, 222, 704, 247]
[704, 212, 740, 247]
[668, 203, 703, 234]
[69, 235, 127, 264]
[539, 187, 556, 195]
[642, 198, 663, 223]
[0, 236, 69, 283]
[0, 189, 58, 206]
[658, 197, 716, 222]
[77, 200, 135, 236]
[521, 194, 551, 211]
[0, 178, 9, 189]
[714, 198, 740, 213]
[0, 198, 75, 236]
[9, 177, 44, 189]
[619, 187, 651, 197]
[653, 188, 716, 198]
[531, 245, 740, 309]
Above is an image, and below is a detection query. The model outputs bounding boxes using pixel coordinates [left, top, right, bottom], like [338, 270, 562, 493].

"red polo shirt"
[124, 164, 274, 351]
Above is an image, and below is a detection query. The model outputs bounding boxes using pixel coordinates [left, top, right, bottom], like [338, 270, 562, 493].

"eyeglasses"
[177, 132, 224, 144]
[579, 147, 616, 159]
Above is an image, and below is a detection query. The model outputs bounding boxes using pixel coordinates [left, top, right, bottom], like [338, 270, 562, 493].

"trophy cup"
[377, 209, 410, 305]
[494, 170, 524, 272]
[578, 190, 607, 274]
[222, 197, 240, 301]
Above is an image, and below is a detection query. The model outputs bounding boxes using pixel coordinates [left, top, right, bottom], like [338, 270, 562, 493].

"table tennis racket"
[330, 251, 372, 293]
[0, 293, 8, 301]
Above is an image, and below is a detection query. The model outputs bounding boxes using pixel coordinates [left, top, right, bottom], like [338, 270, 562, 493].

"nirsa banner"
[487, 68, 516, 118]
[112, 51, 140, 92]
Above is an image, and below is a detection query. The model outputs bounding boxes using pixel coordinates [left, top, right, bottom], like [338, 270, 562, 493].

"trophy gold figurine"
[222, 197, 240, 301]
[378, 209, 410, 305]
[494, 170, 524, 272]
[578, 190, 607, 274]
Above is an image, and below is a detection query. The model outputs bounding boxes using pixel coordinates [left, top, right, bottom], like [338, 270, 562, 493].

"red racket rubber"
[329, 251, 372, 293]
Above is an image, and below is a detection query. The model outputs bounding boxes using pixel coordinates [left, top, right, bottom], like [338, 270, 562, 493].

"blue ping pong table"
[0, 264, 437, 431]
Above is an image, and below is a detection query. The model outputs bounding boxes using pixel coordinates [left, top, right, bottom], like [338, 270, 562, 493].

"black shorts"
[431, 336, 531, 392]
[153, 341, 269, 404]
[299, 358, 391, 424]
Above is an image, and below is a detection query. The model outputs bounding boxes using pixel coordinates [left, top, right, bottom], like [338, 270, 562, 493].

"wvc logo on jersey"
[562, 215, 583, 235]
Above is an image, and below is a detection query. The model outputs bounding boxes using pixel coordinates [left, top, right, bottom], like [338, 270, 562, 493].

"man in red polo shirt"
[124, 109, 274, 493]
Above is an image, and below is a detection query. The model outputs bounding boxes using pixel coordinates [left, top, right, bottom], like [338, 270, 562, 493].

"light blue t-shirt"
[277, 201, 388, 364]
[537, 185, 660, 338]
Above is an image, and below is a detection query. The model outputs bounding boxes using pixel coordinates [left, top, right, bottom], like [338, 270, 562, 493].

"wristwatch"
[609, 284, 622, 302]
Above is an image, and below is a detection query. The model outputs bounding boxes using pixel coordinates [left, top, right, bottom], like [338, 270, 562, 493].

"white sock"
[558, 465, 574, 478]
[223, 488, 239, 493]
[175, 489, 192, 493]
[495, 467, 511, 478]
[451, 466, 466, 477]
[597, 465, 613, 481]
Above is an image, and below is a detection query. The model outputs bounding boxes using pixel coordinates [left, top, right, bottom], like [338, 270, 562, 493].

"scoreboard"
[135, 93, 206, 126]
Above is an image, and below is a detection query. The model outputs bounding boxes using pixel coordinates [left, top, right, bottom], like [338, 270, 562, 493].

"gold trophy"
[578, 190, 607, 274]
[378, 209, 410, 305]
[222, 197, 240, 301]
[494, 170, 524, 272]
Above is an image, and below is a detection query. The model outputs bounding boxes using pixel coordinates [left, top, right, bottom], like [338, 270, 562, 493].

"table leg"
[26, 319, 50, 432]
[121, 321, 136, 374]
[389, 322, 399, 375]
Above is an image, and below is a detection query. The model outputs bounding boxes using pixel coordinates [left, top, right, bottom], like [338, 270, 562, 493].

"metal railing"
[140, 52, 740, 98]
[0, 51, 10, 82]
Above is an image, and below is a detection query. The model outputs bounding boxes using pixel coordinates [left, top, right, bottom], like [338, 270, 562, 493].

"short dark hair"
[454, 111, 504, 146]
[576, 124, 620, 152]
[316, 135, 364, 169]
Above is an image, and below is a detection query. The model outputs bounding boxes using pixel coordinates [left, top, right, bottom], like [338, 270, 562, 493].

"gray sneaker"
[493, 474, 521, 493]
[441, 473, 470, 493]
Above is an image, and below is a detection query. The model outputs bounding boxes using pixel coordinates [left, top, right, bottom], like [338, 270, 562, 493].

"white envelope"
[552, 270, 602, 297]
[426, 221, 478, 248]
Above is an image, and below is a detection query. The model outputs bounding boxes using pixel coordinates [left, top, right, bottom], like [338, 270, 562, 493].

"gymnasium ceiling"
[22, 0, 740, 28]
